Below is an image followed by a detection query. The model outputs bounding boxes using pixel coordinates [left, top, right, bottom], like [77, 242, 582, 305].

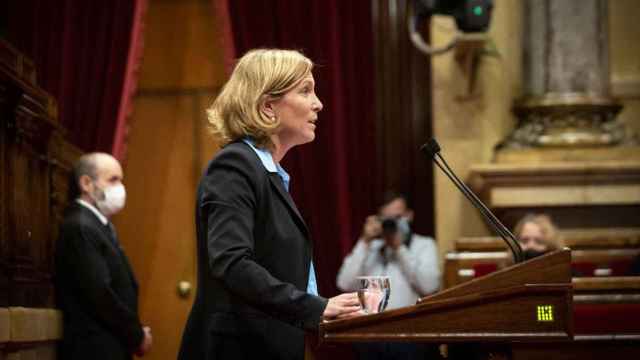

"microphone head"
[420, 139, 441, 158]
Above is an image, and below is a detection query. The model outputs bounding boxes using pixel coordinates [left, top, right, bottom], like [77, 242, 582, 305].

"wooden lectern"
[307, 249, 573, 359]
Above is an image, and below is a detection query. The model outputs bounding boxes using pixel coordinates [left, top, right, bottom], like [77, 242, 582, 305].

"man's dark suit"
[55, 202, 143, 360]
[178, 141, 328, 360]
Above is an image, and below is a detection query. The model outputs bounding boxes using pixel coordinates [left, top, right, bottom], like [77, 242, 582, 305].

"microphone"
[420, 139, 524, 263]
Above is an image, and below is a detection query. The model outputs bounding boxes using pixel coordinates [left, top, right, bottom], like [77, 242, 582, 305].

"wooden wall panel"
[0, 39, 79, 360]
[112, 1, 225, 359]
[115, 94, 200, 360]
[1, 39, 58, 308]
[138, 0, 228, 90]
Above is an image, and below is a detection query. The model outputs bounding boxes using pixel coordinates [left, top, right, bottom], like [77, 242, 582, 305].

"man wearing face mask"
[55, 153, 152, 360]
[337, 191, 441, 310]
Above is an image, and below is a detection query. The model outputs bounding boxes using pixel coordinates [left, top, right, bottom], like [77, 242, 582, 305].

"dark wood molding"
[1, 38, 81, 311]
[372, 0, 435, 236]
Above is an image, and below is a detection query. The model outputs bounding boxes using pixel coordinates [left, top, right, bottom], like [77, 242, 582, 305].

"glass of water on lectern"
[356, 276, 390, 314]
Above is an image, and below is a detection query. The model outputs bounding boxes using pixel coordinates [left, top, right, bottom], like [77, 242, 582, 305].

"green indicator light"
[473, 6, 483, 16]
[537, 305, 554, 322]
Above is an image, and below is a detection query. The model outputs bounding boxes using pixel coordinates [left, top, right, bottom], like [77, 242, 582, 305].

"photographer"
[336, 191, 440, 310]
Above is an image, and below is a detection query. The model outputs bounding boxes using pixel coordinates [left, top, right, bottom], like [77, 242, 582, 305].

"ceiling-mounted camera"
[409, 0, 493, 56]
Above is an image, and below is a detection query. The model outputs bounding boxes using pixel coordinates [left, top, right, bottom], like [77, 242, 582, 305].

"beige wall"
[113, 1, 226, 359]
[431, 0, 524, 260]
[431, 0, 640, 260]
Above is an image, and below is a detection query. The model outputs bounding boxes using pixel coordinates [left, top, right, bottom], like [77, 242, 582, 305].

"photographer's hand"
[361, 215, 381, 243]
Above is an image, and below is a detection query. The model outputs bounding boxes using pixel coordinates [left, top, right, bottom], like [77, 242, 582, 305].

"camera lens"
[381, 218, 397, 234]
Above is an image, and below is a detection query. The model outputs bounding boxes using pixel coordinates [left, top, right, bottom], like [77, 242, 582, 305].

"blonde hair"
[207, 49, 314, 149]
[513, 213, 563, 251]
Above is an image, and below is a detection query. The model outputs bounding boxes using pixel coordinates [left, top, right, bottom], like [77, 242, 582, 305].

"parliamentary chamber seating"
[441, 162, 640, 339]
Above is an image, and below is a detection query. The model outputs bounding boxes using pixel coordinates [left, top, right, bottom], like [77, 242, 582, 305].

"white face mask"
[92, 183, 126, 217]
[397, 217, 411, 237]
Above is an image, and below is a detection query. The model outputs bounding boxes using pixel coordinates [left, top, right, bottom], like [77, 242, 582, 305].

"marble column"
[505, 0, 631, 148]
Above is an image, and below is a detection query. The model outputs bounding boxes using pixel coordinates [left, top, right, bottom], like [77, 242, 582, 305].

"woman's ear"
[260, 96, 278, 119]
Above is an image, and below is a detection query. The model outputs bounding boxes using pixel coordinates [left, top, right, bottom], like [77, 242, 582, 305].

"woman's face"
[271, 74, 323, 148]
[518, 222, 548, 252]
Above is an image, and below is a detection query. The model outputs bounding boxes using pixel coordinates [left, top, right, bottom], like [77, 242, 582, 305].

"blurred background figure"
[337, 191, 441, 309]
[514, 213, 563, 260]
[336, 192, 441, 359]
[56, 153, 152, 360]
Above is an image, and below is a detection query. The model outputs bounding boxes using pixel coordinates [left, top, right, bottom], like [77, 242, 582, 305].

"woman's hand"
[322, 292, 362, 320]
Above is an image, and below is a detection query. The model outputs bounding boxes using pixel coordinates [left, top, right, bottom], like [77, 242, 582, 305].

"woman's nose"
[313, 95, 323, 112]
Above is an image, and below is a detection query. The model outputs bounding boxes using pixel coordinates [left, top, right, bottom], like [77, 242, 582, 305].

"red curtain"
[112, 0, 148, 161]
[226, 0, 379, 297]
[6, 0, 146, 156]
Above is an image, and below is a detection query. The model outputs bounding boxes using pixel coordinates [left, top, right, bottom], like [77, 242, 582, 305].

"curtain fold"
[112, 0, 148, 161]
[7, 0, 146, 156]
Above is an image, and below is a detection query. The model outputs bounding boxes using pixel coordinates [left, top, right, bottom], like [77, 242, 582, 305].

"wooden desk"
[510, 276, 640, 359]
[309, 250, 573, 360]
[309, 256, 640, 360]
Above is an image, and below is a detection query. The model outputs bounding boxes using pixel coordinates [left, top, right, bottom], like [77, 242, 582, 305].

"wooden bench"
[572, 276, 640, 334]
[445, 228, 640, 288]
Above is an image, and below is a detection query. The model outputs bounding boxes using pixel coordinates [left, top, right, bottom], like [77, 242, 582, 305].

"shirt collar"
[76, 198, 108, 225]
[242, 138, 290, 191]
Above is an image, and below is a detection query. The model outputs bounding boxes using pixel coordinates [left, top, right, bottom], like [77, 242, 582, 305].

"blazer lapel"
[77, 205, 140, 291]
[118, 251, 139, 291]
[75, 204, 121, 253]
[103, 226, 140, 291]
[268, 173, 309, 237]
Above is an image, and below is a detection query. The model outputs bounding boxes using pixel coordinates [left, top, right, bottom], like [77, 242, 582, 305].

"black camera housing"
[416, 0, 494, 32]
[381, 217, 398, 235]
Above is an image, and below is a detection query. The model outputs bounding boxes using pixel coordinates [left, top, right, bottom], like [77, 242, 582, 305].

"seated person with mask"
[514, 213, 563, 260]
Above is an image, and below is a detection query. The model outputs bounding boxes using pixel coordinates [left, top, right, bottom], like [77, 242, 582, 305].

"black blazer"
[55, 202, 143, 360]
[178, 141, 328, 360]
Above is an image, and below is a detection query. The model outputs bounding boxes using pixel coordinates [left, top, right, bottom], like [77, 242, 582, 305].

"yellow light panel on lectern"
[537, 305, 554, 322]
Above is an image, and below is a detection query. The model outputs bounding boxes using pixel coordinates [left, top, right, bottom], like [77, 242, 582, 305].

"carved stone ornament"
[502, 93, 636, 148]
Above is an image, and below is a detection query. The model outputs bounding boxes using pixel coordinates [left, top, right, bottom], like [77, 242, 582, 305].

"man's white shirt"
[336, 234, 441, 310]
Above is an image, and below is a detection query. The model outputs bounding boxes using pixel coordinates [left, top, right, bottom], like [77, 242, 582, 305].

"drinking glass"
[356, 276, 391, 314]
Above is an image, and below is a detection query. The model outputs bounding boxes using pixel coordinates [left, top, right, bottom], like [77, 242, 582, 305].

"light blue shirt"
[242, 138, 318, 296]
